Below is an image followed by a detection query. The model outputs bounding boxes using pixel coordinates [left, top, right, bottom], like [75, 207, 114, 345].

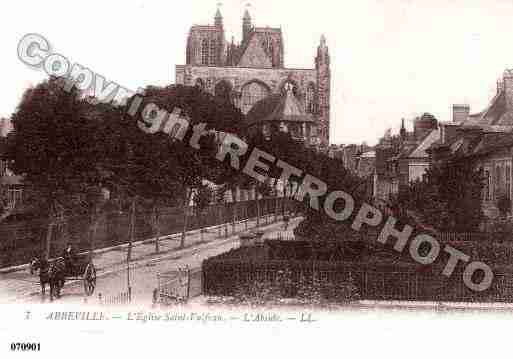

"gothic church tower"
[315, 35, 331, 146]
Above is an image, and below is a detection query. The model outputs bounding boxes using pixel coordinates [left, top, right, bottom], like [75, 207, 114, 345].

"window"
[484, 170, 491, 200]
[495, 165, 503, 199]
[306, 84, 315, 114]
[201, 39, 209, 65]
[241, 82, 269, 114]
[209, 40, 216, 65]
[195, 78, 205, 90]
[506, 163, 511, 198]
[282, 81, 297, 96]
[7, 189, 22, 209]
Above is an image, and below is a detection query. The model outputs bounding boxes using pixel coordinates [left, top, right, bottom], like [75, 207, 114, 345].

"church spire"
[243, 4, 252, 42]
[316, 34, 329, 67]
[215, 3, 223, 28]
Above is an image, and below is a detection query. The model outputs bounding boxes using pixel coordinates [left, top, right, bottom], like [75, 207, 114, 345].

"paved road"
[0, 215, 300, 305]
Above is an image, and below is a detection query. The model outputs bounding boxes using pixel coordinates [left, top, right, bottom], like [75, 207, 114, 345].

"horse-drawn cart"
[30, 253, 97, 300]
[72, 255, 97, 296]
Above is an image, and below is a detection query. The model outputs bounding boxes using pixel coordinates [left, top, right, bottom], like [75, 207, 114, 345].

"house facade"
[429, 69, 513, 219]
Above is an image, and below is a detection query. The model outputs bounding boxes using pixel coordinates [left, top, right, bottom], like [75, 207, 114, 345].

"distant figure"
[283, 214, 290, 231]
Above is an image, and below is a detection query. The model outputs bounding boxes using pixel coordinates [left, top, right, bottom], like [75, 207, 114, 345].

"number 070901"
[10, 343, 41, 351]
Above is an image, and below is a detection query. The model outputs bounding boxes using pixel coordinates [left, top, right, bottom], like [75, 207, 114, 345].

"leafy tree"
[404, 155, 484, 232]
[126, 84, 243, 248]
[6, 78, 108, 259]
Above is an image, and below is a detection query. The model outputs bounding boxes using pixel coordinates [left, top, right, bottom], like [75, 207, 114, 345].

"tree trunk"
[275, 196, 279, 222]
[153, 204, 161, 253]
[231, 188, 237, 234]
[180, 189, 192, 249]
[44, 221, 54, 261]
[89, 207, 99, 261]
[128, 198, 136, 262]
[256, 191, 261, 227]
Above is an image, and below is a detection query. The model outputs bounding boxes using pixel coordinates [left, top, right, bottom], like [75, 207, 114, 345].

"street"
[0, 215, 300, 305]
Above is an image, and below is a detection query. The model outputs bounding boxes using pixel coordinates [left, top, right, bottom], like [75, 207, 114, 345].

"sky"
[2, 0, 513, 145]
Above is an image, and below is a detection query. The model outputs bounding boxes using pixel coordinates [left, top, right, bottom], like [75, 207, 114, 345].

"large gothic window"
[209, 40, 217, 65]
[241, 81, 269, 114]
[306, 84, 316, 114]
[201, 39, 209, 65]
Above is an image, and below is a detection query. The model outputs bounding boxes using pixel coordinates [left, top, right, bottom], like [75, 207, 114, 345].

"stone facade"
[175, 7, 331, 146]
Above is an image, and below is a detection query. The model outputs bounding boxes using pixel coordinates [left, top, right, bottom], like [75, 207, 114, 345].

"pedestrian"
[283, 213, 290, 231]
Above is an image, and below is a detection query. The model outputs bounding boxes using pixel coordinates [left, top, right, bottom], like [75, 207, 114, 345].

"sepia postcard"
[1, 0, 512, 357]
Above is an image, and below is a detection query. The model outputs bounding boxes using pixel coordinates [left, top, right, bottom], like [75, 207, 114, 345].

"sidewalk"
[85, 213, 297, 274]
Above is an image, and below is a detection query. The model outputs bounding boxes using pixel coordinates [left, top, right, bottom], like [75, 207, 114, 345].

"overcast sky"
[2, 0, 513, 145]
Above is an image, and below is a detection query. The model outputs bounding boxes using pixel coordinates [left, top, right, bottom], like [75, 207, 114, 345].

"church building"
[175, 7, 331, 146]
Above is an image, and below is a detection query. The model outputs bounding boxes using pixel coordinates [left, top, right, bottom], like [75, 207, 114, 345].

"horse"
[49, 258, 66, 300]
[29, 257, 66, 300]
[29, 257, 50, 295]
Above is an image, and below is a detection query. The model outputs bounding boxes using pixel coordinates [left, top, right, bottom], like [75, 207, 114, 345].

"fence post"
[98, 293, 102, 305]
[152, 288, 158, 305]
[186, 266, 191, 301]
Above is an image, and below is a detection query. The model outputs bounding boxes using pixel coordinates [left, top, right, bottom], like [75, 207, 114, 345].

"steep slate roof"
[462, 88, 513, 129]
[236, 27, 282, 67]
[246, 88, 315, 127]
[471, 132, 513, 157]
[407, 129, 441, 159]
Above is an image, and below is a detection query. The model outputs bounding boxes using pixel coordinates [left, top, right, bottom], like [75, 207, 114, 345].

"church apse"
[175, 6, 331, 146]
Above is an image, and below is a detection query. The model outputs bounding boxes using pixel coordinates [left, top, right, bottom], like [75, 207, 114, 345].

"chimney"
[452, 104, 470, 123]
[503, 69, 513, 110]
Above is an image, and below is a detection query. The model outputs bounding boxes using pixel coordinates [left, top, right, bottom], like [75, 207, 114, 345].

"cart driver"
[62, 242, 76, 273]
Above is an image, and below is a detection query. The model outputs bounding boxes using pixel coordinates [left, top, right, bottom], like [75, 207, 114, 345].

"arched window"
[201, 39, 209, 65]
[209, 40, 217, 65]
[306, 84, 315, 114]
[281, 81, 299, 96]
[241, 81, 269, 114]
[268, 41, 275, 66]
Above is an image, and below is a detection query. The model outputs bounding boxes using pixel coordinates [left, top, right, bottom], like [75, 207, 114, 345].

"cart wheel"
[83, 263, 97, 296]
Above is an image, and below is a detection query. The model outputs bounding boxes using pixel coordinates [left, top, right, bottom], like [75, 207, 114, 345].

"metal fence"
[202, 258, 513, 303]
[97, 290, 131, 306]
[154, 266, 202, 305]
[267, 232, 295, 241]
[438, 232, 512, 242]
